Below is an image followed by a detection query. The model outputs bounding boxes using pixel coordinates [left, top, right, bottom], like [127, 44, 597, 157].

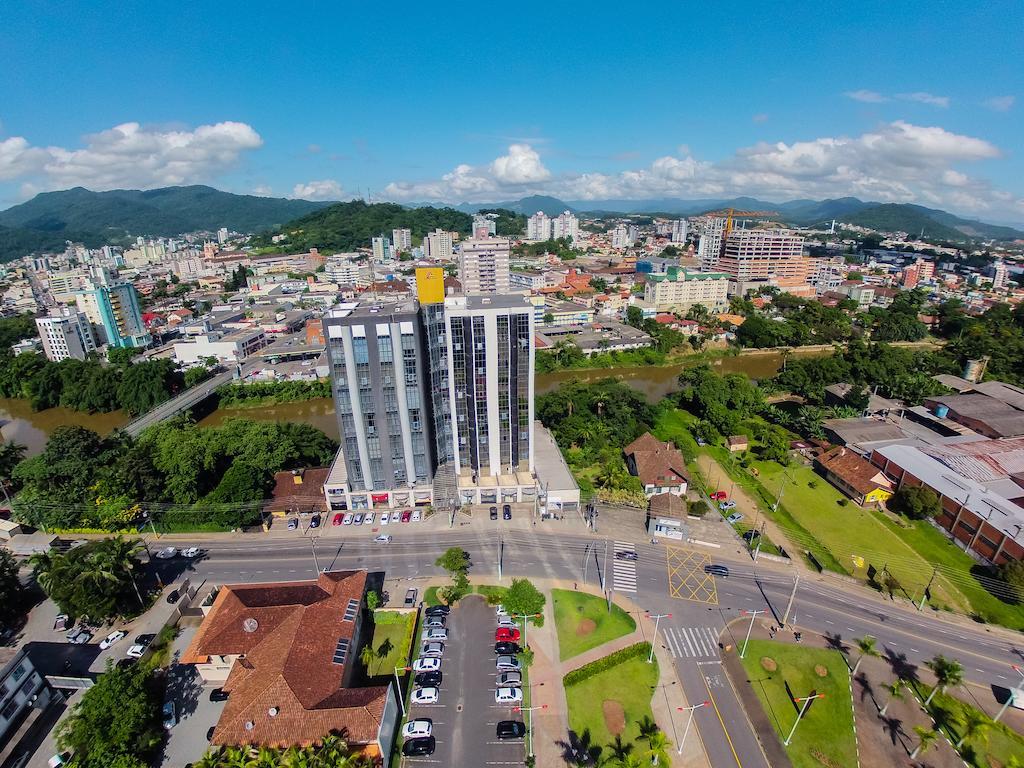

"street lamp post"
[676, 701, 710, 755]
[782, 574, 800, 628]
[514, 703, 548, 760]
[511, 613, 541, 650]
[645, 612, 672, 663]
[394, 665, 410, 718]
[739, 609, 764, 658]
[994, 665, 1024, 723]
[785, 692, 825, 745]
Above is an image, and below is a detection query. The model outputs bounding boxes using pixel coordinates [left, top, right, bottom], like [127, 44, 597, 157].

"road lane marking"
[701, 667, 743, 768]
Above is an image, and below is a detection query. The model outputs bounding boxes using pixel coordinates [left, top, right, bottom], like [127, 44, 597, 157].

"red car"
[495, 627, 521, 643]
[332, 513, 344, 526]
[400, 510, 412, 523]
[710, 491, 727, 501]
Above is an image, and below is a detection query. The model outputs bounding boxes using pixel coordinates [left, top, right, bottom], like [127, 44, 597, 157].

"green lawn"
[738, 639, 857, 768]
[364, 610, 416, 677]
[908, 684, 1024, 768]
[423, 586, 441, 606]
[565, 655, 659, 750]
[552, 589, 636, 661]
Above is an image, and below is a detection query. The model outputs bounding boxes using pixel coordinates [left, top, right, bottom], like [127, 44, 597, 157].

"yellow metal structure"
[415, 267, 445, 304]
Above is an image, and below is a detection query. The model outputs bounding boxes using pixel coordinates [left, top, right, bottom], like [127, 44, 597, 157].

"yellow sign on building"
[416, 267, 445, 304]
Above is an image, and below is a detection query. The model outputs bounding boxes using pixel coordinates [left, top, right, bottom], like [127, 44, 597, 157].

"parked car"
[495, 604, 509, 616]
[494, 687, 523, 704]
[374, 534, 392, 544]
[287, 517, 299, 531]
[380, 511, 390, 525]
[401, 510, 412, 523]
[496, 615, 516, 628]
[726, 513, 743, 524]
[614, 551, 638, 561]
[696, 437, 707, 446]
[209, 688, 229, 702]
[496, 720, 527, 739]
[162, 701, 177, 730]
[402, 736, 436, 756]
[125, 644, 146, 659]
[425, 605, 450, 617]
[414, 670, 441, 687]
[411, 509, 421, 522]
[495, 627, 520, 643]
[719, 500, 737, 511]
[332, 513, 344, 526]
[710, 491, 727, 501]
[181, 546, 201, 558]
[411, 657, 440, 673]
[363, 512, 375, 525]
[402, 720, 433, 739]
[53, 614, 70, 631]
[495, 655, 520, 671]
[353, 513, 364, 525]
[497, 671, 522, 687]
[421, 628, 448, 641]
[489, 506, 498, 520]
[99, 630, 126, 650]
[503, 506, 512, 520]
[494, 641, 521, 655]
[67, 629, 92, 645]
[342, 513, 354, 525]
[134, 633, 155, 648]
[742, 529, 760, 542]
[166, 589, 181, 604]
[424, 616, 446, 629]
[310, 514, 321, 529]
[420, 642, 444, 657]
[703, 564, 730, 577]
[155, 547, 177, 559]
[410, 688, 439, 705]
[404, 588, 418, 607]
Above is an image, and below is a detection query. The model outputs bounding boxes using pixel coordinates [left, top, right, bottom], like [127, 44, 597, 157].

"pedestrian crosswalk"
[663, 626, 721, 659]
[612, 540, 637, 593]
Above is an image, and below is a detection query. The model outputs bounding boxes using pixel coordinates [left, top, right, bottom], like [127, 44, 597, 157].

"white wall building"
[423, 229, 455, 260]
[35, 310, 97, 361]
[551, 211, 579, 243]
[471, 215, 496, 238]
[458, 237, 510, 294]
[371, 236, 389, 261]
[671, 219, 689, 243]
[326, 254, 371, 287]
[611, 224, 633, 249]
[172, 328, 268, 364]
[697, 217, 726, 269]
[526, 212, 552, 242]
[992, 259, 1009, 290]
[392, 228, 412, 252]
[643, 269, 730, 313]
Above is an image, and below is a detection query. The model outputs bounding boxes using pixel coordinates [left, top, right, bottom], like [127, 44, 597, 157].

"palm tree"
[616, 757, 646, 768]
[192, 749, 224, 768]
[606, 735, 633, 762]
[851, 635, 880, 675]
[29, 550, 60, 596]
[635, 716, 658, 741]
[910, 726, 938, 759]
[924, 655, 964, 706]
[954, 708, 992, 750]
[879, 678, 905, 716]
[645, 730, 671, 766]
[359, 644, 375, 672]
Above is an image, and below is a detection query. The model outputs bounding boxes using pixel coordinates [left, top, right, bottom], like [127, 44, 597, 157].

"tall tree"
[924, 655, 964, 706]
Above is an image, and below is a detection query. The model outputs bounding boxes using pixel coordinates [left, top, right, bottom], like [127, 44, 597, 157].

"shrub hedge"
[562, 642, 651, 687]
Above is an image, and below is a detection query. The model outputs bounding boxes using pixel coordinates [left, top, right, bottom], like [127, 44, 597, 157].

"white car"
[155, 547, 177, 559]
[421, 628, 447, 641]
[495, 604, 509, 616]
[495, 655, 520, 671]
[363, 512, 375, 525]
[411, 509, 421, 522]
[342, 513, 354, 525]
[495, 687, 523, 704]
[99, 630, 126, 650]
[420, 641, 444, 657]
[374, 534, 392, 544]
[181, 547, 201, 558]
[379, 512, 390, 526]
[126, 644, 146, 659]
[498, 671, 522, 687]
[411, 687, 439, 704]
[496, 615, 516, 628]
[402, 720, 433, 739]
[411, 657, 440, 673]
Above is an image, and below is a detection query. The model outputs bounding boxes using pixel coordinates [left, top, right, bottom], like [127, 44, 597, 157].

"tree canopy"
[888, 486, 941, 521]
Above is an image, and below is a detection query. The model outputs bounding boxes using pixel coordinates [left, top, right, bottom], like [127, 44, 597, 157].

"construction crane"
[703, 208, 778, 238]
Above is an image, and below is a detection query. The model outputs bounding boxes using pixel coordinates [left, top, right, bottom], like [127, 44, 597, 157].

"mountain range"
[0, 186, 1021, 263]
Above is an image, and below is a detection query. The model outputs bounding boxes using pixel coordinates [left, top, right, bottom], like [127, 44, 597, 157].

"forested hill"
[251, 200, 475, 252]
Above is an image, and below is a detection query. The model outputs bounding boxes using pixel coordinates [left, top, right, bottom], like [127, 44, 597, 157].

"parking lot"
[400, 595, 526, 766]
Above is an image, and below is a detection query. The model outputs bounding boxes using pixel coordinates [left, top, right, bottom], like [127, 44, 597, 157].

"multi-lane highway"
[151, 526, 1024, 767]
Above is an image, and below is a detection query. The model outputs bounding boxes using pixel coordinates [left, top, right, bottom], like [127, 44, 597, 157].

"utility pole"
[782, 574, 800, 628]
[514, 703, 548, 761]
[994, 665, 1024, 723]
[310, 535, 321, 573]
[600, 539, 608, 591]
[785, 692, 825, 745]
[677, 701, 710, 755]
[511, 613, 540, 651]
[498, 536, 503, 580]
[645, 612, 672, 663]
[582, 542, 591, 584]
[752, 521, 766, 561]
[917, 568, 936, 611]
[393, 665, 409, 717]
[740, 609, 765, 658]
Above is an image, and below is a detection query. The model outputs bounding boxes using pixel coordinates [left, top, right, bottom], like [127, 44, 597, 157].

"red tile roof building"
[624, 433, 690, 497]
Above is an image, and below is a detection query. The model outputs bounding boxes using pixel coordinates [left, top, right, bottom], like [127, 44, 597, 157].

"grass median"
[552, 589, 636, 661]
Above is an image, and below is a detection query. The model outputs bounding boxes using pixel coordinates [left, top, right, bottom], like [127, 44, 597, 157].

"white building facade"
[458, 237, 510, 294]
[526, 212, 552, 242]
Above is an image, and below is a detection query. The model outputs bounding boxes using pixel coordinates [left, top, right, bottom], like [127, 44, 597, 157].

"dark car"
[703, 564, 730, 577]
[425, 604, 450, 617]
[209, 688, 229, 702]
[496, 720, 527, 740]
[741, 529, 760, 542]
[134, 633, 156, 648]
[502, 505, 512, 520]
[415, 670, 442, 687]
[166, 589, 181, 604]
[614, 551, 638, 561]
[309, 514, 321, 529]
[402, 737, 436, 757]
[494, 641, 521, 655]
[489, 506, 498, 520]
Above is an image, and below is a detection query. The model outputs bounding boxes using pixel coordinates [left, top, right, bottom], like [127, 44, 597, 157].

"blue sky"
[1, 0, 1022, 223]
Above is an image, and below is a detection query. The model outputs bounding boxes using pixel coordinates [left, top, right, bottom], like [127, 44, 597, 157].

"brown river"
[0, 348, 828, 455]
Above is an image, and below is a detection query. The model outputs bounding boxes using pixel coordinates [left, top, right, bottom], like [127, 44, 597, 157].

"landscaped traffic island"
[551, 589, 636, 661]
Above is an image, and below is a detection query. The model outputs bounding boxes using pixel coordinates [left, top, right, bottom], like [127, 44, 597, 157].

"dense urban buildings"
[35, 308, 97, 361]
[716, 228, 809, 294]
[74, 267, 151, 348]
[457, 237, 511, 294]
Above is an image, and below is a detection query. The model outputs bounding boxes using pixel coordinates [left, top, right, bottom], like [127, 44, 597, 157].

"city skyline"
[0, 1, 1021, 224]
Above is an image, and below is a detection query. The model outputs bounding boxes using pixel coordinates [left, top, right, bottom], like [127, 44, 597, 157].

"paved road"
[149, 528, 1024, 768]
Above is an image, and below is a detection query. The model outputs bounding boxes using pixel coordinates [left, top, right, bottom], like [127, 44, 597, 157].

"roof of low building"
[816, 446, 893, 495]
[648, 492, 687, 517]
[182, 571, 388, 749]
[624, 433, 689, 487]
[268, 468, 330, 513]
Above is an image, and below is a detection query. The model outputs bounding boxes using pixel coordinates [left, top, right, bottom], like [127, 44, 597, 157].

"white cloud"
[984, 95, 1015, 112]
[384, 122, 1022, 221]
[0, 121, 262, 192]
[251, 184, 274, 196]
[752, 113, 769, 123]
[490, 143, 550, 184]
[845, 89, 888, 103]
[896, 92, 950, 108]
[291, 179, 344, 200]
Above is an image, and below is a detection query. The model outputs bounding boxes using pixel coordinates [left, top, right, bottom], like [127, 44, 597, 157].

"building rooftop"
[446, 294, 532, 311]
[817, 446, 893, 496]
[533, 422, 578, 499]
[624, 433, 689, 487]
[267, 468, 330, 514]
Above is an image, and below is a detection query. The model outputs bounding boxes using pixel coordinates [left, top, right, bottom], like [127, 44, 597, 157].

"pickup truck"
[404, 588, 418, 608]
